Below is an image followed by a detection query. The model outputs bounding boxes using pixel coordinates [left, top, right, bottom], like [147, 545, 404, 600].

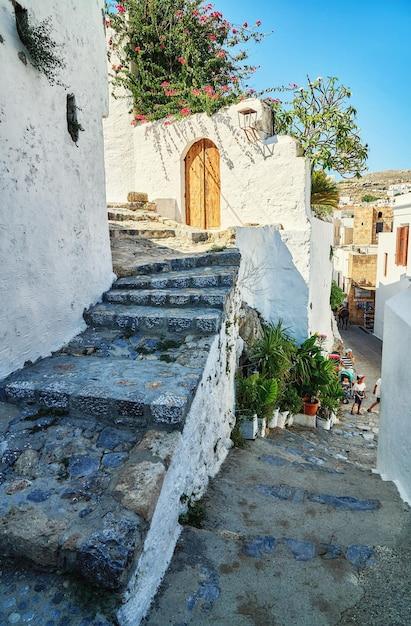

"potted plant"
[291, 336, 336, 416]
[317, 376, 343, 430]
[235, 373, 278, 439]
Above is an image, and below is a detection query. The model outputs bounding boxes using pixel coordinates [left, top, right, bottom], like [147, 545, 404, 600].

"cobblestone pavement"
[144, 331, 411, 626]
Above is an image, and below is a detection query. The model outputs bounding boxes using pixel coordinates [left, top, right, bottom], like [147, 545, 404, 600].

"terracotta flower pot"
[303, 401, 319, 416]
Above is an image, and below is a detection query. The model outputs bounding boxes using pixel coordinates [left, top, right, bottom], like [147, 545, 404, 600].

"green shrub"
[330, 281, 346, 311]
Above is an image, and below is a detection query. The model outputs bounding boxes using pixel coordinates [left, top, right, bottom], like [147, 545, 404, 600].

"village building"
[104, 97, 334, 344]
[332, 203, 393, 330]
[374, 192, 411, 339]
[0, 0, 113, 379]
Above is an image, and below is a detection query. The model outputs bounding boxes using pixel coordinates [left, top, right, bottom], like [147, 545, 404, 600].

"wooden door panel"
[185, 140, 205, 228]
[204, 140, 221, 228]
[185, 139, 220, 229]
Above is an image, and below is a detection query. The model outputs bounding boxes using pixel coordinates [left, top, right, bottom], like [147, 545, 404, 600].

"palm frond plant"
[250, 322, 296, 380]
[311, 170, 339, 220]
[236, 373, 278, 419]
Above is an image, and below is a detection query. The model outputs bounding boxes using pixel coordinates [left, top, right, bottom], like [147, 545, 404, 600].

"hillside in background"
[337, 169, 411, 204]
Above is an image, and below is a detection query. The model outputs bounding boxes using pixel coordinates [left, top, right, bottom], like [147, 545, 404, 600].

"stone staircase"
[0, 249, 241, 619]
[108, 198, 233, 245]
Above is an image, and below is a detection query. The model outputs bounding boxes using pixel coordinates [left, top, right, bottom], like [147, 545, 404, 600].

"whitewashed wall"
[309, 217, 334, 348]
[236, 224, 333, 345]
[377, 288, 411, 505]
[104, 97, 311, 231]
[0, 0, 113, 379]
[118, 288, 241, 625]
[374, 194, 411, 340]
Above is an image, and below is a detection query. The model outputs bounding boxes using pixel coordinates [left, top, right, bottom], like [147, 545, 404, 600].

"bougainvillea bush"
[106, 0, 266, 125]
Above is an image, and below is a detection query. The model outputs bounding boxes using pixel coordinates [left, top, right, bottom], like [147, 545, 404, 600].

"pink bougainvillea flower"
[134, 114, 147, 120]
[203, 85, 215, 95]
[216, 50, 226, 58]
[161, 80, 170, 87]
[116, 4, 126, 14]
[191, 88, 201, 96]
[208, 33, 217, 41]
[134, 46, 141, 53]
[131, 120, 137, 127]
[164, 89, 178, 97]
[220, 85, 229, 92]
[177, 56, 187, 65]
[180, 107, 191, 116]
[232, 28, 238, 34]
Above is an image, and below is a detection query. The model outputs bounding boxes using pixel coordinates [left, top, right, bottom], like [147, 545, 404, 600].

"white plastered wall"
[374, 195, 411, 340]
[377, 288, 411, 505]
[309, 217, 334, 348]
[104, 97, 311, 232]
[0, 0, 113, 379]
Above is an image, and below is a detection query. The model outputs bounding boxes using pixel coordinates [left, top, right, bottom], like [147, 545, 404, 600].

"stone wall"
[104, 97, 311, 232]
[0, 0, 113, 379]
[350, 254, 377, 287]
[353, 205, 393, 246]
[377, 288, 411, 505]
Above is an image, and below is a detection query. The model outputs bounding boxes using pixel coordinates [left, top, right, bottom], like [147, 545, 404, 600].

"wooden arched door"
[185, 139, 221, 229]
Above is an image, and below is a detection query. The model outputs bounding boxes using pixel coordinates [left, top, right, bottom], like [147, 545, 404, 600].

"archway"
[184, 139, 221, 229]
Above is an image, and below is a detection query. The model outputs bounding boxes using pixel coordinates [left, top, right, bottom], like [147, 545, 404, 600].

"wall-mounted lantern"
[238, 107, 259, 142]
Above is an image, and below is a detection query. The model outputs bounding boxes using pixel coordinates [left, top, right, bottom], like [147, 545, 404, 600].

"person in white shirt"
[367, 377, 381, 413]
[351, 375, 366, 415]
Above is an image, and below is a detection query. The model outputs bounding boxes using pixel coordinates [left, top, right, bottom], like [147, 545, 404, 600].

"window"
[395, 225, 409, 266]
[384, 253, 388, 277]
[376, 221, 384, 234]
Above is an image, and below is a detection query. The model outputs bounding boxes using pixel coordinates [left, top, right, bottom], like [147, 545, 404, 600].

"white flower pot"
[258, 417, 267, 438]
[239, 414, 258, 440]
[317, 417, 332, 430]
[268, 408, 280, 429]
[287, 414, 294, 427]
[277, 411, 289, 429]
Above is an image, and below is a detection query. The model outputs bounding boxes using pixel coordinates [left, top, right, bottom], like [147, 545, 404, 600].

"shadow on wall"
[143, 111, 277, 180]
[236, 226, 310, 343]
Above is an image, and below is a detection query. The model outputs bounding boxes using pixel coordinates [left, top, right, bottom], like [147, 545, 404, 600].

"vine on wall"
[13, 1, 65, 85]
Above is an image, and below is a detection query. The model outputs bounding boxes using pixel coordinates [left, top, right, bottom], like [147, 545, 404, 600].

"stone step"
[127, 249, 241, 276]
[84, 303, 222, 335]
[0, 401, 181, 593]
[0, 355, 202, 426]
[108, 201, 157, 212]
[108, 208, 160, 222]
[114, 266, 237, 291]
[109, 223, 177, 240]
[103, 287, 229, 309]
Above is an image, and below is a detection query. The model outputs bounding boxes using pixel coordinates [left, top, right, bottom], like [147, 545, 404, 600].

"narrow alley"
[144, 329, 411, 626]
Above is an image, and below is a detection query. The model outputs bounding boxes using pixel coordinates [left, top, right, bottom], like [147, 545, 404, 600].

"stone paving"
[143, 335, 411, 626]
[0, 249, 240, 625]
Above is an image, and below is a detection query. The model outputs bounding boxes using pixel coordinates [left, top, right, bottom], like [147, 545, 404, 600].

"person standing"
[367, 377, 381, 413]
[351, 375, 366, 415]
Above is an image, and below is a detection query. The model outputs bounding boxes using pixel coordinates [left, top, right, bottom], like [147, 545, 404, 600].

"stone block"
[112, 460, 166, 521]
[127, 192, 148, 203]
[137, 430, 181, 466]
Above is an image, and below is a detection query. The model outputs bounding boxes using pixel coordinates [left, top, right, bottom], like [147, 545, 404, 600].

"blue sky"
[217, 0, 411, 173]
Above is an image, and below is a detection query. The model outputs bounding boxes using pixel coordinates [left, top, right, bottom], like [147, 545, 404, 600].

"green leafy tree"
[270, 76, 368, 177]
[362, 194, 380, 203]
[311, 169, 340, 219]
[106, 0, 266, 124]
[330, 280, 346, 311]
